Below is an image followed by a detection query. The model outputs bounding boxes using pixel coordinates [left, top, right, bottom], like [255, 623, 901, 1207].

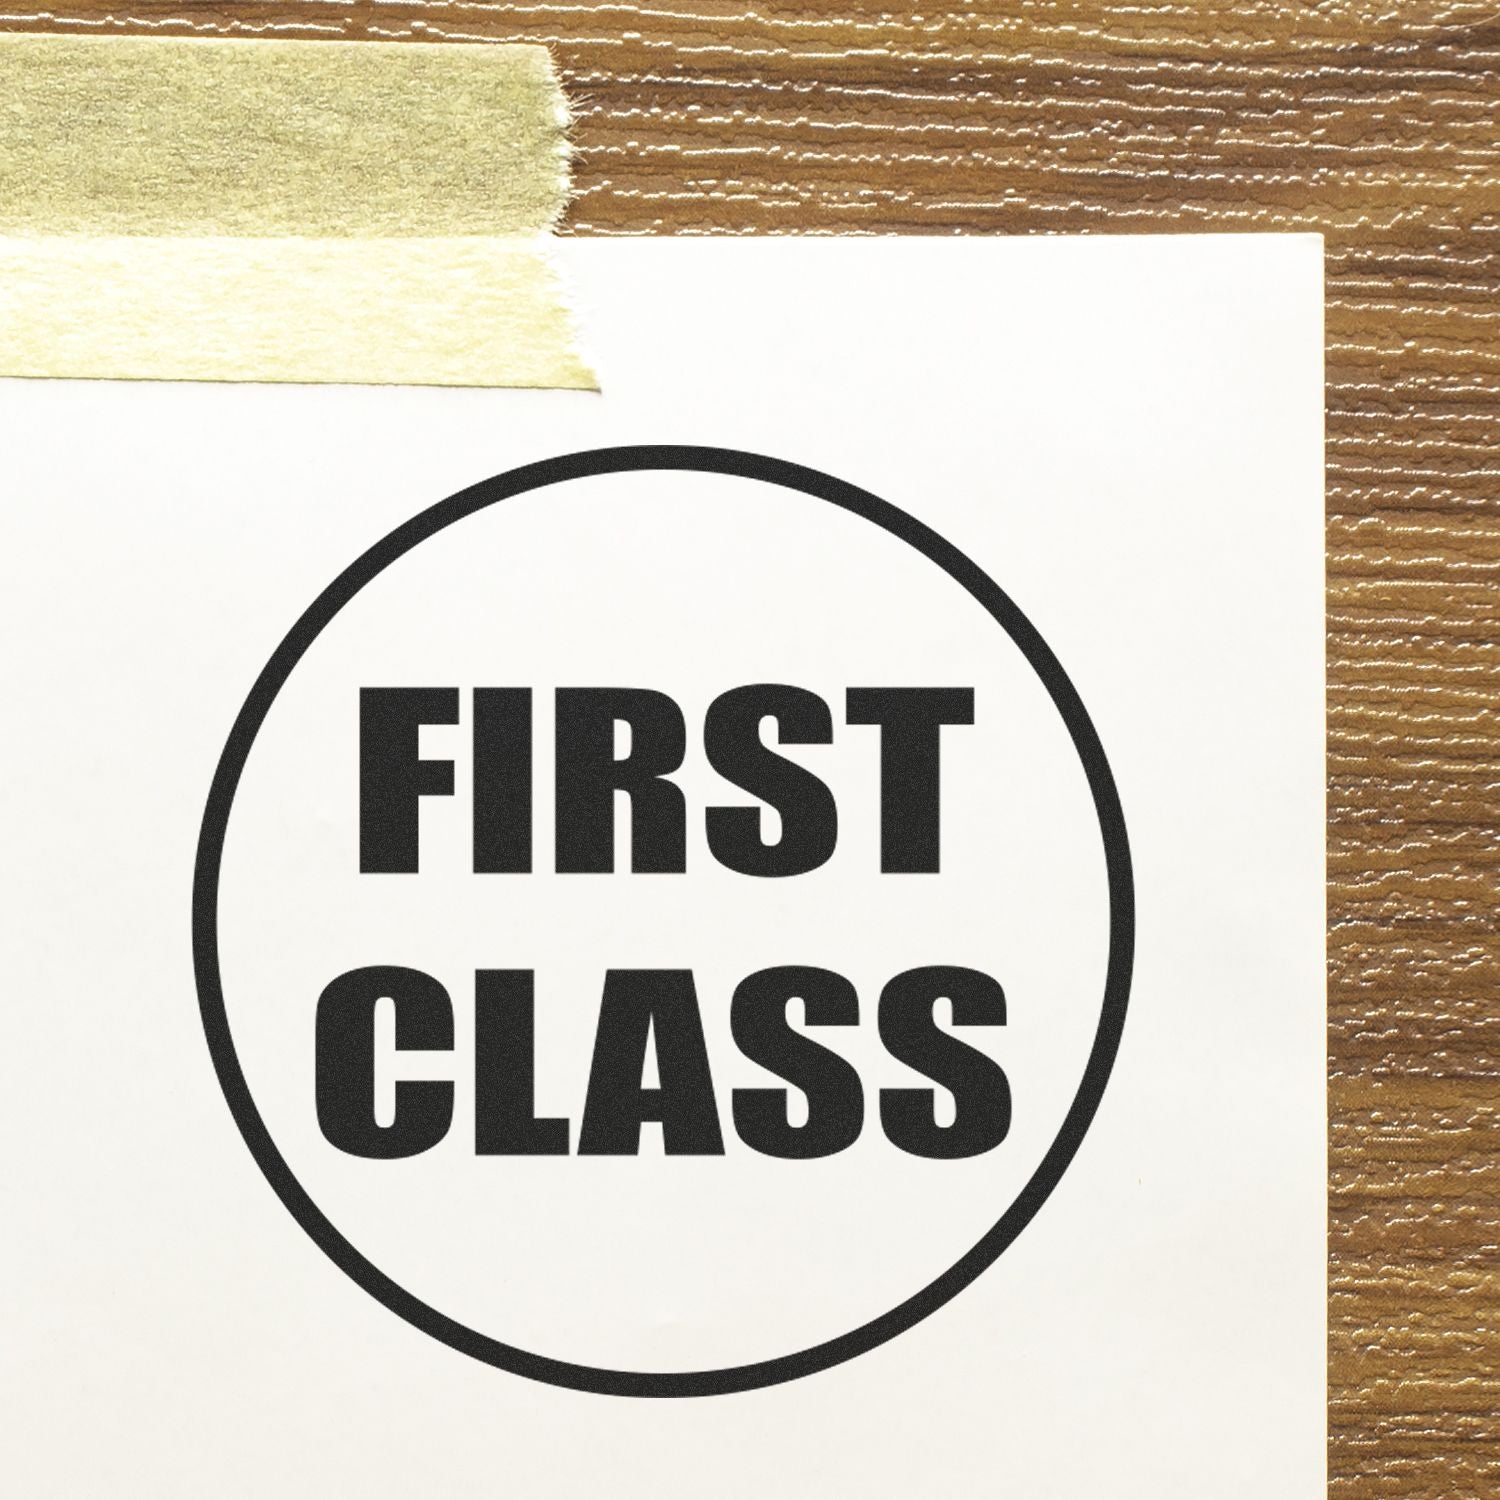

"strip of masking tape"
[0, 34, 594, 388]
[0, 236, 593, 387]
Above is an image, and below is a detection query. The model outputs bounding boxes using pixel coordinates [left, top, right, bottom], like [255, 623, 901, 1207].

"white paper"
[0, 237, 1325, 1495]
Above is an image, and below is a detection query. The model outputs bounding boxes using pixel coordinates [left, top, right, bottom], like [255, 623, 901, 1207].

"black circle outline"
[193, 445, 1134, 1399]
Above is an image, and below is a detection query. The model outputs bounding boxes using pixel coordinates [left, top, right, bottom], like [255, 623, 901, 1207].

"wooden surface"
[4, 3, 1496, 1491]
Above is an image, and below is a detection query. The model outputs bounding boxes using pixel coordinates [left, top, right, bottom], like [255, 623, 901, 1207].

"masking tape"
[0, 35, 594, 388]
[0, 236, 594, 388]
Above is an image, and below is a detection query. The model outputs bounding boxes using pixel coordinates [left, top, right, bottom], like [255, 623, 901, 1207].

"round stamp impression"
[194, 446, 1133, 1397]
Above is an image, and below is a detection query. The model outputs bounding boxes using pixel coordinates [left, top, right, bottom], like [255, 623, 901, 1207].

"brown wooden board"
[3, 4, 1495, 1492]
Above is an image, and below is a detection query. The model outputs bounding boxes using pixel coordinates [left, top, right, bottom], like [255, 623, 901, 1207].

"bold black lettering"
[359, 687, 459, 873]
[315, 965, 454, 1159]
[474, 970, 569, 1155]
[555, 689, 687, 873]
[878, 965, 1010, 1159]
[704, 685, 838, 877]
[730, 966, 863, 1158]
[577, 970, 725, 1155]
[472, 688, 532, 873]
[845, 687, 975, 872]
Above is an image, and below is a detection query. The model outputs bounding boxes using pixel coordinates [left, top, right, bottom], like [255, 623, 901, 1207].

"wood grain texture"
[3, 3, 1495, 1492]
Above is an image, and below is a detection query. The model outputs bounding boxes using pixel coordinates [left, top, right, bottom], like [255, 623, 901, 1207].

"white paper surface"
[0, 237, 1325, 1495]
